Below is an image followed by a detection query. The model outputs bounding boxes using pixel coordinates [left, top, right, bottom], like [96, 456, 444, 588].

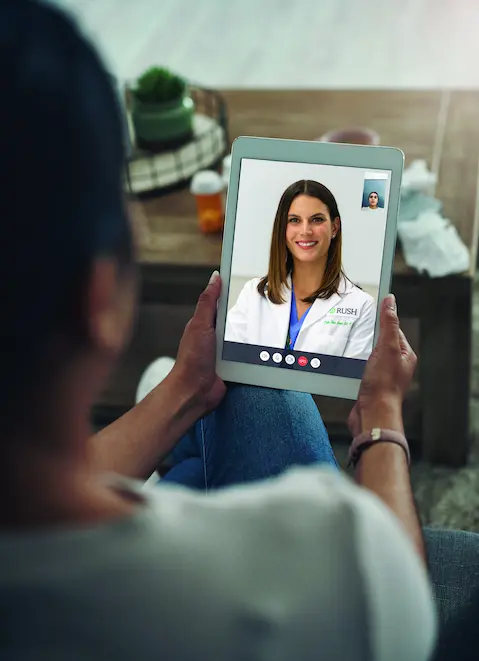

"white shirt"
[226, 276, 376, 359]
[0, 468, 436, 661]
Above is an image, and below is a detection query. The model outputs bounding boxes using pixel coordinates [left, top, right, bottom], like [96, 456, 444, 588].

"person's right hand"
[168, 271, 226, 416]
[348, 294, 417, 436]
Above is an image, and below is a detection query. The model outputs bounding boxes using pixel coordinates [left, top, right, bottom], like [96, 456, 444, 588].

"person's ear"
[332, 217, 340, 238]
[83, 259, 135, 357]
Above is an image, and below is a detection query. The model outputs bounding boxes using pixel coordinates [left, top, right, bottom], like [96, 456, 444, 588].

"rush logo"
[329, 307, 358, 316]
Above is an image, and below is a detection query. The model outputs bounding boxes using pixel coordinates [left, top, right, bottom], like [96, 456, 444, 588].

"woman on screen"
[225, 179, 376, 360]
[364, 191, 380, 210]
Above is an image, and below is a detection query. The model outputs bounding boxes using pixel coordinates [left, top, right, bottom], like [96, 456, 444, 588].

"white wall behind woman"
[231, 159, 389, 287]
[49, 0, 479, 88]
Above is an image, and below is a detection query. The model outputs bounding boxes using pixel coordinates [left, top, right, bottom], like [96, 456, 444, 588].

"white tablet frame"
[215, 136, 404, 400]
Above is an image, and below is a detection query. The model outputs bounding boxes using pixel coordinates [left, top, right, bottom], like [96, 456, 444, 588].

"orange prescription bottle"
[190, 171, 225, 234]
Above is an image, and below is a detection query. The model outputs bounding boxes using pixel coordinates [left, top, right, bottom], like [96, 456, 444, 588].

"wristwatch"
[347, 428, 410, 469]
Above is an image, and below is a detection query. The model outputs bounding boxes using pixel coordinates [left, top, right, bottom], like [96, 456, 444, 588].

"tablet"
[215, 137, 403, 400]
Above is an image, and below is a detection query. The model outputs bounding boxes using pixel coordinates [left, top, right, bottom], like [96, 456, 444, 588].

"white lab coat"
[225, 275, 376, 360]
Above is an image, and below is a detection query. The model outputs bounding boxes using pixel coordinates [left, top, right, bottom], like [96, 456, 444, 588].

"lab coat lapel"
[263, 275, 292, 348]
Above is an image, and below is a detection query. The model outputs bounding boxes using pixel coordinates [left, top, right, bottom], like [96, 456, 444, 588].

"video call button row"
[223, 341, 367, 379]
[259, 350, 321, 369]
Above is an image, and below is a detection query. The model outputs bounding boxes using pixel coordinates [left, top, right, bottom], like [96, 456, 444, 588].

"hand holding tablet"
[215, 137, 404, 400]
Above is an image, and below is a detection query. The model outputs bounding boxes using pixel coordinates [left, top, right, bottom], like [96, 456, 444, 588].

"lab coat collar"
[338, 274, 355, 295]
[264, 274, 355, 347]
[299, 274, 354, 334]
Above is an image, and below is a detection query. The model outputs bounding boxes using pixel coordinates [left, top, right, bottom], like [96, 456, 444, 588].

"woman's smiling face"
[285, 194, 338, 264]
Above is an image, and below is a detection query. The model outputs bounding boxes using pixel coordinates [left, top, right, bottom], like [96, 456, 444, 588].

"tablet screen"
[223, 158, 392, 379]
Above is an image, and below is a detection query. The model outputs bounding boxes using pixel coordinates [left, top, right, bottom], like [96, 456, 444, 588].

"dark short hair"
[0, 1, 132, 429]
[369, 191, 379, 197]
[258, 180, 343, 304]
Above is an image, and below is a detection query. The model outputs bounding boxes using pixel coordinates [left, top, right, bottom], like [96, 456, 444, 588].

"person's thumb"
[378, 294, 400, 345]
[194, 271, 221, 326]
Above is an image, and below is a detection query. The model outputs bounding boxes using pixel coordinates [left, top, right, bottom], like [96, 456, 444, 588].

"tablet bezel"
[215, 136, 404, 400]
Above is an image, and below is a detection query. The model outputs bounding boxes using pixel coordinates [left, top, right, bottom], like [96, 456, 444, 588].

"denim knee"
[224, 384, 316, 414]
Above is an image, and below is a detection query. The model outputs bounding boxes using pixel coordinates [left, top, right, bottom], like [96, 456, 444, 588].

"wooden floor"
[52, 0, 479, 89]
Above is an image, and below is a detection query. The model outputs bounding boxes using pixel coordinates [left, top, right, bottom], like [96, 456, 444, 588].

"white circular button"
[310, 358, 321, 369]
[260, 351, 270, 362]
[272, 353, 283, 363]
[285, 354, 295, 365]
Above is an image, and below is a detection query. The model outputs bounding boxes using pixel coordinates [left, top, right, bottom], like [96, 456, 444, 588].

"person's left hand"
[347, 294, 416, 439]
[168, 271, 226, 415]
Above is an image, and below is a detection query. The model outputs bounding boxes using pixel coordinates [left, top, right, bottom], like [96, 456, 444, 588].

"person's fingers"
[193, 271, 221, 326]
[398, 328, 417, 372]
[398, 328, 412, 356]
[378, 294, 400, 348]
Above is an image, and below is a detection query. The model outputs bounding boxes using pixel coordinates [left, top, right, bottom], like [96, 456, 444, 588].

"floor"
[55, 0, 479, 531]
[406, 275, 479, 532]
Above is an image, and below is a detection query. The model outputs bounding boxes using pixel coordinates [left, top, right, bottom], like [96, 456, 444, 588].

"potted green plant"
[130, 66, 194, 151]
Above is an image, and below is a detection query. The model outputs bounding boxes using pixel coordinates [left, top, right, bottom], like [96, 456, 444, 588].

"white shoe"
[136, 356, 176, 404]
[137, 356, 176, 488]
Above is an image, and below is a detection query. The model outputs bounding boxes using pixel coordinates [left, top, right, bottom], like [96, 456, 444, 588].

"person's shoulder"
[357, 288, 375, 307]
[245, 277, 263, 289]
[121, 471, 436, 659]
[237, 277, 263, 299]
[134, 469, 362, 580]
[145, 466, 365, 536]
[343, 280, 375, 307]
[147, 466, 419, 583]
[169, 466, 380, 540]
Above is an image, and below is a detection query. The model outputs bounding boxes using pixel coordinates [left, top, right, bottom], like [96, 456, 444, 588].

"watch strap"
[348, 428, 410, 469]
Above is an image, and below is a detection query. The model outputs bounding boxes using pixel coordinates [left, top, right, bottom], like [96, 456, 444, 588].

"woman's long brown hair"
[257, 179, 343, 304]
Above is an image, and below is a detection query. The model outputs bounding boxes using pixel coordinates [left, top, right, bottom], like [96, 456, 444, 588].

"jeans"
[163, 385, 479, 660]
[162, 385, 338, 490]
[425, 528, 479, 660]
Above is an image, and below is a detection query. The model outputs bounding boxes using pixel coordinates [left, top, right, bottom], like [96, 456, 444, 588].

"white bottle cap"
[190, 170, 224, 195]
[222, 154, 232, 186]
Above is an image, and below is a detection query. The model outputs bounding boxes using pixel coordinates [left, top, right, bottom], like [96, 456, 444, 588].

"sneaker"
[137, 356, 176, 487]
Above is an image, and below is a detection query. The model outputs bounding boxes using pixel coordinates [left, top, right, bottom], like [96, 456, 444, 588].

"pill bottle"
[190, 170, 225, 234]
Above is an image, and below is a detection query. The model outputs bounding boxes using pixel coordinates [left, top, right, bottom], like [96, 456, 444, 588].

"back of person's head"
[0, 0, 133, 433]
